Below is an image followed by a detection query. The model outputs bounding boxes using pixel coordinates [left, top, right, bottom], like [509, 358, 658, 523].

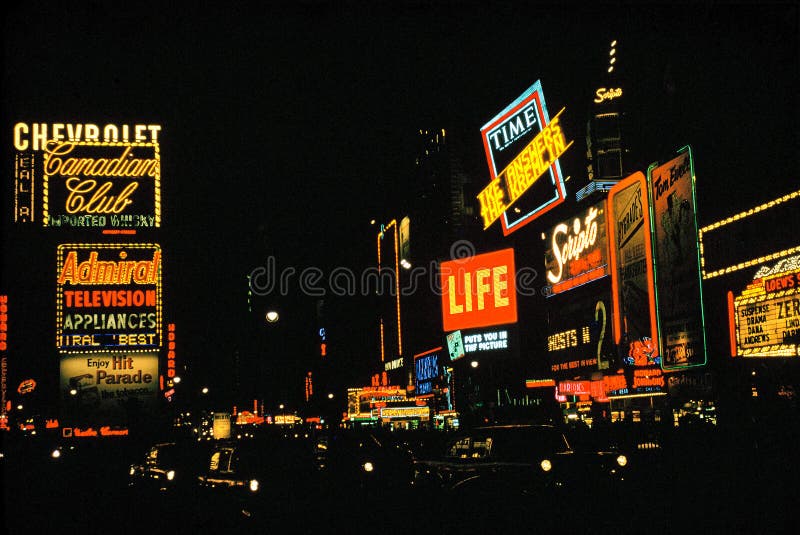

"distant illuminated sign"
[380, 406, 430, 420]
[56, 243, 162, 353]
[547, 279, 614, 374]
[648, 147, 707, 370]
[440, 248, 517, 332]
[545, 200, 608, 294]
[12, 122, 162, 229]
[446, 331, 465, 361]
[414, 348, 441, 397]
[593, 87, 623, 104]
[60, 352, 159, 421]
[17, 379, 37, 395]
[479, 81, 572, 235]
[731, 267, 800, 357]
[0, 296, 7, 425]
[384, 357, 403, 371]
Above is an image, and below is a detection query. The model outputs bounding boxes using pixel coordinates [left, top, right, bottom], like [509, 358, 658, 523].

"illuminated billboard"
[446, 326, 517, 361]
[478, 81, 572, 235]
[648, 147, 707, 370]
[11, 122, 162, 229]
[440, 248, 517, 332]
[60, 352, 159, 420]
[608, 172, 660, 367]
[730, 260, 800, 357]
[56, 243, 162, 353]
[544, 200, 609, 294]
[414, 347, 442, 398]
[546, 278, 614, 375]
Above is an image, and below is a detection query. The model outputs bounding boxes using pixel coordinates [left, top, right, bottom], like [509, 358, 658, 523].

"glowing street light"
[201, 387, 209, 395]
[266, 310, 280, 323]
[470, 360, 479, 369]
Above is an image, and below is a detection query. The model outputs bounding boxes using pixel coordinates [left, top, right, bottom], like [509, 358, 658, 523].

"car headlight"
[616, 454, 628, 467]
[166, 470, 175, 481]
[363, 461, 374, 473]
[540, 459, 552, 472]
[249, 479, 260, 492]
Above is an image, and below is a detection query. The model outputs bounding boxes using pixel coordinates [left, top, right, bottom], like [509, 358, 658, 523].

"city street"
[3, 422, 796, 534]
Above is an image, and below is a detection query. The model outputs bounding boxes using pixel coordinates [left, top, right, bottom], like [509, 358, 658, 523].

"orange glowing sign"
[56, 243, 162, 353]
[17, 379, 37, 395]
[441, 248, 517, 332]
[607, 172, 659, 364]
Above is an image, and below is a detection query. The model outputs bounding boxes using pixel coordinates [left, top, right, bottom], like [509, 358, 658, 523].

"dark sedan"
[412, 423, 630, 519]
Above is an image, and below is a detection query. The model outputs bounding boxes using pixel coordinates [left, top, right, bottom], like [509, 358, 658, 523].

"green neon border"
[646, 145, 709, 371]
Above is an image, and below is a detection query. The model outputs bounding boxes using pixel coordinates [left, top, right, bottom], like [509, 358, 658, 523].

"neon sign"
[56, 243, 162, 353]
[440, 248, 517, 332]
[0, 296, 7, 427]
[414, 348, 441, 398]
[545, 201, 608, 294]
[11, 122, 162, 229]
[594, 87, 623, 103]
[479, 81, 572, 235]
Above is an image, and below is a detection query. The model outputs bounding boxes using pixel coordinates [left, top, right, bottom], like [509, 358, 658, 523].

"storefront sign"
[56, 243, 162, 353]
[478, 81, 571, 235]
[545, 200, 608, 294]
[648, 147, 707, 369]
[440, 248, 517, 332]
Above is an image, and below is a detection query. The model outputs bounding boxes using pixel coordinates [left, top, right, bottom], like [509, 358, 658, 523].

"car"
[412, 423, 631, 520]
[312, 429, 416, 499]
[193, 431, 317, 529]
[128, 440, 210, 497]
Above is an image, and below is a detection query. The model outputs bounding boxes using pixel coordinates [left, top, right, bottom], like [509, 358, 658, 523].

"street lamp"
[266, 310, 279, 323]
[201, 387, 209, 395]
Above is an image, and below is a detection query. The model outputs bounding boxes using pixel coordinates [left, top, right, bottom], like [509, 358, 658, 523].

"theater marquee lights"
[56, 243, 162, 353]
[730, 259, 800, 357]
[440, 248, 517, 332]
[11, 122, 162, 229]
[478, 81, 573, 235]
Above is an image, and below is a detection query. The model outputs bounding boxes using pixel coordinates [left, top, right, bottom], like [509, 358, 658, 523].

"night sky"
[2, 1, 798, 410]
